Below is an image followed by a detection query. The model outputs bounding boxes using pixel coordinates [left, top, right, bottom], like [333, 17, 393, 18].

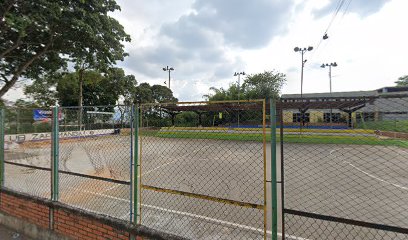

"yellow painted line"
[142, 185, 264, 210]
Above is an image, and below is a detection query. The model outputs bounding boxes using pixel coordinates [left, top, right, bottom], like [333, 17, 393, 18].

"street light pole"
[162, 66, 174, 89]
[321, 62, 338, 126]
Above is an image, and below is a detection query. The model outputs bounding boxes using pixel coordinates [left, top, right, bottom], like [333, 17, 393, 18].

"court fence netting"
[278, 94, 408, 239]
[1, 96, 408, 240]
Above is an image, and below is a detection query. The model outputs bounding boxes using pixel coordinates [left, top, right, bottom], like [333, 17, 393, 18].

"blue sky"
[6, 0, 408, 102]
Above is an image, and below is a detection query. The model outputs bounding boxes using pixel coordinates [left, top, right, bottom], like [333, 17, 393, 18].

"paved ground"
[0, 224, 33, 240]
[4, 134, 408, 239]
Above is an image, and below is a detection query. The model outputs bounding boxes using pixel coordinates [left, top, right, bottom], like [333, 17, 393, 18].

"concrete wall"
[310, 111, 323, 123]
[0, 189, 186, 240]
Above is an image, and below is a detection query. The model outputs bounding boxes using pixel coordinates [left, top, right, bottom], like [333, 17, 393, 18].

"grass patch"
[144, 130, 408, 148]
[357, 120, 408, 133]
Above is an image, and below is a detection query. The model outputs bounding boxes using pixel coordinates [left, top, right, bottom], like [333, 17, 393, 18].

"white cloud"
[5, 0, 408, 103]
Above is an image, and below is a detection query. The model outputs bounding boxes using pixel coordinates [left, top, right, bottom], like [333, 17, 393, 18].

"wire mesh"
[280, 96, 408, 239]
[57, 106, 132, 220]
[139, 100, 267, 240]
[3, 107, 51, 199]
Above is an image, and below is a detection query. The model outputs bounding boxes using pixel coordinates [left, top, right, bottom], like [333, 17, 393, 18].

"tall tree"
[24, 72, 59, 107]
[0, 0, 131, 98]
[205, 70, 286, 101]
[151, 84, 178, 103]
[395, 75, 408, 86]
[243, 70, 286, 101]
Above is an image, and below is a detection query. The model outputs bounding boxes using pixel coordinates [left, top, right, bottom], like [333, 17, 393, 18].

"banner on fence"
[5, 129, 115, 143]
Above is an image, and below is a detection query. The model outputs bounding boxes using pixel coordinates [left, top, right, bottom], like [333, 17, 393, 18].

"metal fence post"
[51, 106, 59, 201]
[270, 99, 278, 240]
[133, 105, 139, 224]
[0, 109, 4, 188]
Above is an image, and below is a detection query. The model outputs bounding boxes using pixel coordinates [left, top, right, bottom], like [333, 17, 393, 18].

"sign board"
[33, 109, 63, 121]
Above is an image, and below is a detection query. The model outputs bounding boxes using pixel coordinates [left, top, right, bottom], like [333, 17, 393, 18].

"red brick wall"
[0, 191, 142, 240]
[0, 193, 49, 229]
[54, 209, 130, 240]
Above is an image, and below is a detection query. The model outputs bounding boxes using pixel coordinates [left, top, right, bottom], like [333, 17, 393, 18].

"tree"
[24, 73, 59, 107]
[243, 70, 286, 101]
[25, 68, 137, 107]
[205, 70, 286, 101]
[134, 83, 153, 104]
[0, 0, 131, 98]
[151, 85, 178, 103]
[395, 75, 408, 86]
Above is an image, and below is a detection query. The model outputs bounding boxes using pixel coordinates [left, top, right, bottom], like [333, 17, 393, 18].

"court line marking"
[142, 144, 214, 176]
[64, 186, 309, 240]
[343, 161, 408, 191]
[330, 148, 408, 191]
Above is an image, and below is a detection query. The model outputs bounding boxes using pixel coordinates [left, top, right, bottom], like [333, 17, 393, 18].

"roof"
[281, 86, 408, 99]
[281, 90, 378, 99]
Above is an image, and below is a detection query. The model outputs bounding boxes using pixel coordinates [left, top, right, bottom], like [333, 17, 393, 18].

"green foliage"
[243, 71, 286, 100]
[205, 70, 286, 101]
[395, 75, 408, 86]
[134, 83, 177, 104]
[0, 0, 131, 98]
[175, 112, 198, 127]
[25, 68, 137, 107]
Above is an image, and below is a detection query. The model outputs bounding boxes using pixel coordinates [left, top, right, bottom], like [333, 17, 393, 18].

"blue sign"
[33, 109, 52, 121]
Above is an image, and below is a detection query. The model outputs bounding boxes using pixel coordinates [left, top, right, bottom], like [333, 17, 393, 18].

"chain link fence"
[139, 100, 268, 239]
[280, 95, 408, 239]
[3, 97, 406, 239]
[2, 107, 51, 199]
[57, 106, 133, 220]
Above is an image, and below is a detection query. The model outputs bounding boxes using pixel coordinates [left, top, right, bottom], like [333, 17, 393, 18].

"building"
[280, 86, 408, 127]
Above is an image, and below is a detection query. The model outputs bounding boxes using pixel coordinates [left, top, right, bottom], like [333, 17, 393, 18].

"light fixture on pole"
[293, 46, 313, 99]
[162, 66, 174, 89]
[294, 46, 313, 128]
[234, 71, 245, 102]
[321, 62, 338, 126]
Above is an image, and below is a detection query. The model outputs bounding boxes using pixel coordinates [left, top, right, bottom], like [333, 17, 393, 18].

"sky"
[5, 0, 408, 102]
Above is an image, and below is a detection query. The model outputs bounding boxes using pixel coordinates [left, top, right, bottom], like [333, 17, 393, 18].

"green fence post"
[133, 105, 139, 224]
[0, 109, 4, 188]
[270, 99, 278, 240]
[51, 106, 59, 201]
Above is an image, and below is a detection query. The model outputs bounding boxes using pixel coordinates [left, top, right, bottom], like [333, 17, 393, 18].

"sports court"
[4, 132, 408, 239]
[3, 99, 408, 240]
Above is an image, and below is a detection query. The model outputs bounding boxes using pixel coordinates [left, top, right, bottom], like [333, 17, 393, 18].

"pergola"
[153, 97, 376, 127]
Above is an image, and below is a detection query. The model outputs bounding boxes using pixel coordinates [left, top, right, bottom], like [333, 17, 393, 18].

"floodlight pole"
[294, 46, 313, 127]
[163, 66, 174, 89]
[234, 71, 245, 127]
[321, 62, 337, 126]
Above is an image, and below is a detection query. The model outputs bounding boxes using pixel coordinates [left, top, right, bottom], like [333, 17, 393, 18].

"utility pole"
[162, 66, 174, 89]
